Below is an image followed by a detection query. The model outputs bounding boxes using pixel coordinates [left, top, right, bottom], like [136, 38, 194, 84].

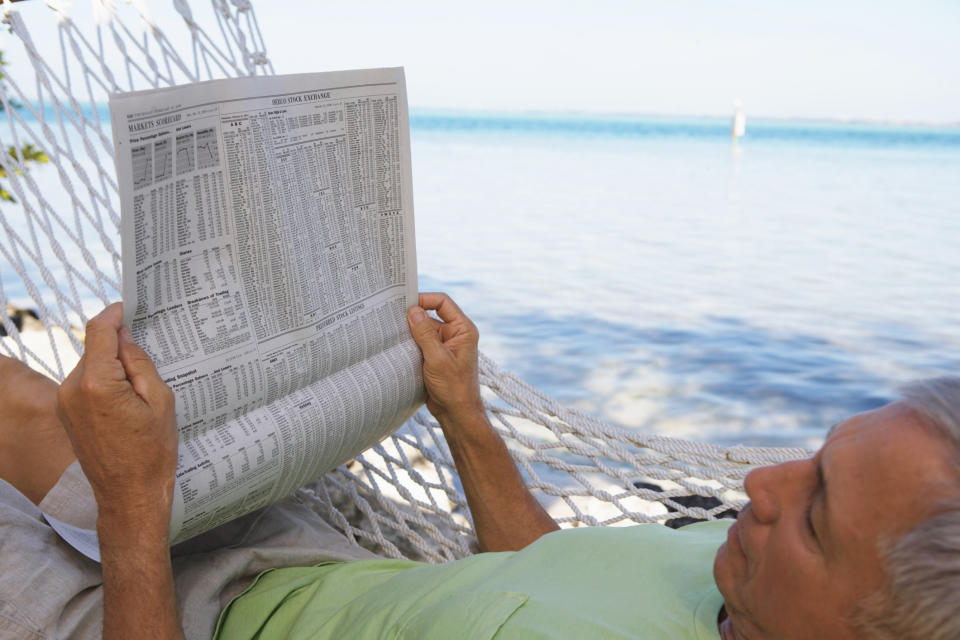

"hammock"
[0, 0, 810, 562]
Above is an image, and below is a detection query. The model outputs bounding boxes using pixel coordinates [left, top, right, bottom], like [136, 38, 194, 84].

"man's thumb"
[407, 307, 445, 360]
[117, 326, 164, 400]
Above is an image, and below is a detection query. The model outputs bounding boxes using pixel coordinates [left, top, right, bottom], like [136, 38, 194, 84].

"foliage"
[0, 143, 48, 201]
[0, 49, 46, 201]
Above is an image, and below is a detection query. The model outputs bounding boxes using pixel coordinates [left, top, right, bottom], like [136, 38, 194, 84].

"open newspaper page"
[110, 68, 424, 545]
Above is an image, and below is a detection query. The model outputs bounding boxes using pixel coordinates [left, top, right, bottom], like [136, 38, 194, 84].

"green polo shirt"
[214, 520, 730, 640]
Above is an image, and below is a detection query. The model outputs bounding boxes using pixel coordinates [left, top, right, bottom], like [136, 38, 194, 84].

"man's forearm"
[406, 294, 558, 552]
[98, 509, 184, 640]
[439, 410, 559, 552]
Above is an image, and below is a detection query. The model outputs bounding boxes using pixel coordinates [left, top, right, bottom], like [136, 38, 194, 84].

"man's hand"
[407, 293, 558, 552]
[407, 292, 484, 423]
[56, 302, 184, 640]
[57, 302, 177, 533]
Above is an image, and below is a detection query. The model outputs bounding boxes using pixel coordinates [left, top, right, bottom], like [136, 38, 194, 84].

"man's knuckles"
[77, 371, 124, 398]
[157, 385, 175, 411]
[78, 374, 103, 397]
[120, 344, 158, 373]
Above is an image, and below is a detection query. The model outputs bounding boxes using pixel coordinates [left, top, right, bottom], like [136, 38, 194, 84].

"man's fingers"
[440, 317, 476, 342]
[117, 326, 167, 404]
[417, 293, 478, 345]
[83, 302, 123, 361]
[407, 306, 448, 362]
[418, 292, 467, 325]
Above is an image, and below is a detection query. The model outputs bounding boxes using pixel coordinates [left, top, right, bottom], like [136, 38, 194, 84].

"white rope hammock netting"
[0, 0, 811, 563]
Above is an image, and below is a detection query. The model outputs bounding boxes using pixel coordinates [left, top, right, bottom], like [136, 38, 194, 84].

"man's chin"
[713, 543, 743, 637]
[718, 616, 740, 640]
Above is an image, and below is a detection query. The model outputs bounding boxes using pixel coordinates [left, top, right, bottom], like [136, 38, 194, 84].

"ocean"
[409, 112, 960, 449]
[3, 108, 959, 449]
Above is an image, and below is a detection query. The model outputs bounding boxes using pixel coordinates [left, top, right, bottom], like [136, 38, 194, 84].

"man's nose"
[743, 459, 808, 523]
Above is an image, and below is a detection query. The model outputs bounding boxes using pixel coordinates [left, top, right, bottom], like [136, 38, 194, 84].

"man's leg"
[0, 354, 77, 504]
[0, 356, 102, 640]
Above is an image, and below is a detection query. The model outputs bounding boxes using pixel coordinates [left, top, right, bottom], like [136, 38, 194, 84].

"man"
[0, 293, 958, 639]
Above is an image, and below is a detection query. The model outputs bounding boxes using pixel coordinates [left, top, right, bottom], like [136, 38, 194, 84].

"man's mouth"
[728, 507, 751, 565]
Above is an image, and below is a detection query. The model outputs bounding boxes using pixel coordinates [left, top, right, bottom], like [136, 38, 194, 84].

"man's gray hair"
[853, 377, 960, 640]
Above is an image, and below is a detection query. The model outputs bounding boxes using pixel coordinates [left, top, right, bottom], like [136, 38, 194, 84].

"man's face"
[713, 402, 960, 639]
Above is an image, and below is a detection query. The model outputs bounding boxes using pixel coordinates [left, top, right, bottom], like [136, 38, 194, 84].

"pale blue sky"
[6, 0, 959, 123]
[261, 0, 960, 123]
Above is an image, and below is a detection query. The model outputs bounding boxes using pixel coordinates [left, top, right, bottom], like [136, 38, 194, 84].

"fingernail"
[119, 326, 134, 343]
[408, 307, 426, 324]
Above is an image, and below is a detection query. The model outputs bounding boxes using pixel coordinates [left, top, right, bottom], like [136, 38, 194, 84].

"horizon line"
[408, 106, 960, 129]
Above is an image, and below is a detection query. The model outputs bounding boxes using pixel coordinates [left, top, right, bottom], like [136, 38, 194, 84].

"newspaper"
[102, 67, 424, 548]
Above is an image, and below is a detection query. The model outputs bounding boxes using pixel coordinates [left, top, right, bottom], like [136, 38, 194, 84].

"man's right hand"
[407, 292, 485, 424]
[407, 292, 559, 551]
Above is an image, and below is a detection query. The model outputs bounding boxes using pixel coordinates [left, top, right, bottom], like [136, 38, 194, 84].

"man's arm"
[57, 303, 184, 640]
[408, 293, 559, 552]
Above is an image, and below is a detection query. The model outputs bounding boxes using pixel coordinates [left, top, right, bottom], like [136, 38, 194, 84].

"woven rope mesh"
[0, 0, 810, 562]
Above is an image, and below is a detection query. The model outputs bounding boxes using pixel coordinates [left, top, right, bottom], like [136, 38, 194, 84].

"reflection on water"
[412, 115, 960, 449]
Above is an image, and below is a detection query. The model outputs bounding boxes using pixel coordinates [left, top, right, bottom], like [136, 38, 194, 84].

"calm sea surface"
[3, 109, 959, 449]
[410, 112, 960, 449]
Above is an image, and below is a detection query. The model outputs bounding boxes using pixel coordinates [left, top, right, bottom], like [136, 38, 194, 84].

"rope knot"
[44, 0, 71, 18]
[2, 0, 23, 25]
[172, 0, 197, 29]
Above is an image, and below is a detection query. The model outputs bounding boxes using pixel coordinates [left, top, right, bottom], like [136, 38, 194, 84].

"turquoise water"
[409, 111, 960, 448]
[412, 110, 960, 149]
[3, 107, 959, 448]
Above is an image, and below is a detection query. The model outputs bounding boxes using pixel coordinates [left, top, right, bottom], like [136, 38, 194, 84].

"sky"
[3, 0, 959, 123]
